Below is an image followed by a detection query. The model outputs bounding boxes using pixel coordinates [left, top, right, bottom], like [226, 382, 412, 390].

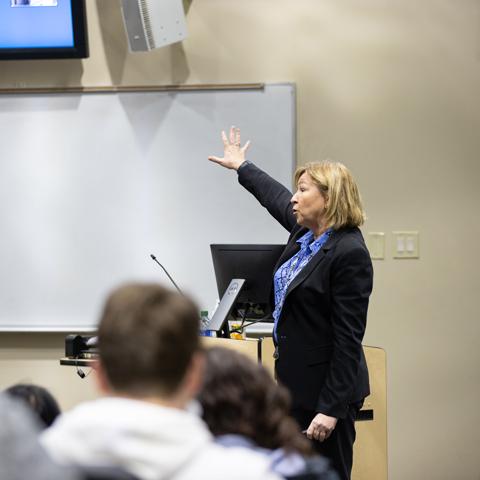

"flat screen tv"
[0, 0, 88, 60]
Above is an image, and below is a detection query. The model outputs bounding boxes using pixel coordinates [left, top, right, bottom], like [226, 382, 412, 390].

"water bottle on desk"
[199, 310, 215, 337]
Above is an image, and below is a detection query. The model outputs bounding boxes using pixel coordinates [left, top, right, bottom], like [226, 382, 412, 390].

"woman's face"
[291, 172, 327, 231]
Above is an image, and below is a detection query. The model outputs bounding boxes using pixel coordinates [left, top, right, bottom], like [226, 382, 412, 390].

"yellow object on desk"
[229, 323, 245, 340]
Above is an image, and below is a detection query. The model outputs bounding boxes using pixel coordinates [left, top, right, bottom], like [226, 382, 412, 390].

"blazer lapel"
[284, 228, 348, 297]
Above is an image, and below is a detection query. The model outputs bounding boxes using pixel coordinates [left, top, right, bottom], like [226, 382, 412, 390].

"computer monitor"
[210, 244, 285, 324]
[0, 0, 88, 60]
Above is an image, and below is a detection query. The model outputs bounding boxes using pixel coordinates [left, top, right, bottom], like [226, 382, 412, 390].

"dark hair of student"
[5, 383, 61, 429]
[198, 346, 312, 455]
[98, 282, 201, 397]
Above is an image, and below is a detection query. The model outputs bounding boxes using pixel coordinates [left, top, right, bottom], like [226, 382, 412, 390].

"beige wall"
[1, 1, 479, 479]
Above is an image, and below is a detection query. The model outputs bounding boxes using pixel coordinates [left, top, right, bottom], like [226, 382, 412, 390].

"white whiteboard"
[0, 84, 295, 331]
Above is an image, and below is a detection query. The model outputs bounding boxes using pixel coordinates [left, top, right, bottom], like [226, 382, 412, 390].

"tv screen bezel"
[0, 0, 88, 60]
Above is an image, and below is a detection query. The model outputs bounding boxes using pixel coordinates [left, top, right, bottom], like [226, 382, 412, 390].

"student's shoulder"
[184, 443, 281, 480]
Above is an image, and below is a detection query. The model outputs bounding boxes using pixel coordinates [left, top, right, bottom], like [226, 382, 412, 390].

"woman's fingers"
[307, 426, 328, 442]
[222, 127, 246, 149]
[229, 126, 236, 144]
[221, 130, 229, 147]
[306, 413, 337, 442]
[211, 128, 250, 170]
[208, 155, 224, 165]
[241, 140, 251, 153]
[234, 128, 241, 146]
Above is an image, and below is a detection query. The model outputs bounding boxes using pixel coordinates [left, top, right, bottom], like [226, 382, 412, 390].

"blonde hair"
[294, 161, 366, 229]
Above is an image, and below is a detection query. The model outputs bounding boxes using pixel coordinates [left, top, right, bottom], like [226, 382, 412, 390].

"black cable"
[238, 303, 252, 330]
[75, 356, 92, 379]
[229, 318, 268, 334]
[229, 303, 257, 334]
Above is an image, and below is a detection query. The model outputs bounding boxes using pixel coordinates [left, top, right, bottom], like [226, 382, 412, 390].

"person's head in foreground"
[0, 393, 80, 480]
[198, 347, 340, 479]
[96, 282, 203, 406]
[5, 383, 61, 429]
[198, 346, 310, 453]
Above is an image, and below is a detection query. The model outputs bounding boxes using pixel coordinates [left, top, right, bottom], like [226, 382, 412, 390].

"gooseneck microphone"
[150, 254, 183, 295]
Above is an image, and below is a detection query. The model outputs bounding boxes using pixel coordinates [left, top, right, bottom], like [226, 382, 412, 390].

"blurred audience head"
[0, 393, 79, 480]
[198, 346, 311, 455]
[97, 282, 202, 402]
[5, 383, 61, 429]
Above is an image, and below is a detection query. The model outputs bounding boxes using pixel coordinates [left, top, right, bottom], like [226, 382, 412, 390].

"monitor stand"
[207, 278, 245, 338]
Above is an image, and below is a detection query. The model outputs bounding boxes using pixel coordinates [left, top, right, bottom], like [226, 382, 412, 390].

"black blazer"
[238, 163, 373, 419]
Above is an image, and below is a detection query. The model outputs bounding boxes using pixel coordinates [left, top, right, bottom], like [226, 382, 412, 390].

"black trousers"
[291, 402, 362, 480]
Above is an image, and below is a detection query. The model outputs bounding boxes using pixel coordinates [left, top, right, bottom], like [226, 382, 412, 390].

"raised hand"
[208, 126, 251, 171]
